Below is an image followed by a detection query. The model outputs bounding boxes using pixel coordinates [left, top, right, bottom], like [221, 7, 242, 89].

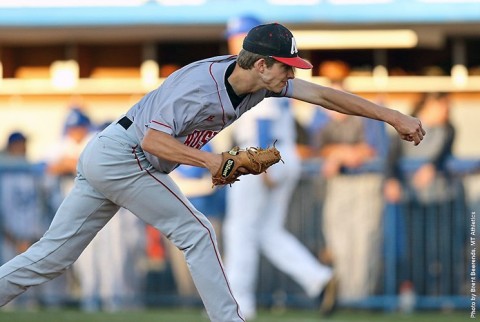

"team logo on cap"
[291, 37, 298, 55]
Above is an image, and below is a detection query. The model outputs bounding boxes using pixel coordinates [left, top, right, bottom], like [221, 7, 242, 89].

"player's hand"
[383, 178, 402, 203]
[412, 163, 436, 189]
[393, 113, 426, 146]
[322, 158, 341, 178]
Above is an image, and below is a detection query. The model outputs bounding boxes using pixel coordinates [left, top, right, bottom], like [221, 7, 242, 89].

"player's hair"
[237, 49, 277, 69]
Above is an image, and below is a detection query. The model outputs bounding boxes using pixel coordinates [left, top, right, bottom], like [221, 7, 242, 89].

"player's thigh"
[48, 177, 118, 232]
[17, 177, 120, 270]
[124, 169, 215, 249]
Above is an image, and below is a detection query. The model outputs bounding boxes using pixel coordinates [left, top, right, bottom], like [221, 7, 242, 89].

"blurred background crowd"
[0, 0, 479, 316]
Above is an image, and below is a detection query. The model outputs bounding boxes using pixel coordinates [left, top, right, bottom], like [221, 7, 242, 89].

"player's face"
[262, 62, 295, 93]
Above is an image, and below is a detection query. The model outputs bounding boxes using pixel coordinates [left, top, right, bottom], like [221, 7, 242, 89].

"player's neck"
[228, 63, 262, 96]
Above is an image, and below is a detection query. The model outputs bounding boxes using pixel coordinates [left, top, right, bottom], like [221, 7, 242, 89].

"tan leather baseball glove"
[212, 145, 282, 186]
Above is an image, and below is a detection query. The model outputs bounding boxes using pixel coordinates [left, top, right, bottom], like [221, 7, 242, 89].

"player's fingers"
[420, 124, 426, 136]
[416, 119, 426, 136]
[404, 134, 420, 145]
[417, 129, 424, 141]
[413, 134, 421, 146]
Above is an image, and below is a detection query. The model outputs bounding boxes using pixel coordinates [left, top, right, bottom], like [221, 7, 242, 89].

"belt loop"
[118, 116, 133, 130]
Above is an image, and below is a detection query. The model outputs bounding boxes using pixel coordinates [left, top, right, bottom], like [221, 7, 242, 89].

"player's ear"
[254, 58, 267, 73]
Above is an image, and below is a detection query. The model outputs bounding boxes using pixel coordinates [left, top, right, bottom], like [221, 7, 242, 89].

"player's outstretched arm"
[142, 128, 222, 175]
[290, 78, 426, 145]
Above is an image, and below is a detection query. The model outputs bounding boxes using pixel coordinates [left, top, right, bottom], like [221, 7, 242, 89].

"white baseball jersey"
[0, 55, 295, 322]
[126, 55, 292, 173]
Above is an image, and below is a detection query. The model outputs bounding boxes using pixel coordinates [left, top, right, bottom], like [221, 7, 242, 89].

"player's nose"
[287, 67, 295, 79]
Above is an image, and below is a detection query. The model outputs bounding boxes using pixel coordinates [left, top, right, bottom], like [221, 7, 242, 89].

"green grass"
[0, 308, 470, 322]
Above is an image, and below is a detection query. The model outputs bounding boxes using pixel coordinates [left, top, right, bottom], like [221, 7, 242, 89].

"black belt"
[118, 116, 133, 130]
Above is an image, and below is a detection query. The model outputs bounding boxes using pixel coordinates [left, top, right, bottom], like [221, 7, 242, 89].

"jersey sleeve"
[148, 115, 175, 136]
[265, 79, 294, 98]
[147, 86, 201, 136]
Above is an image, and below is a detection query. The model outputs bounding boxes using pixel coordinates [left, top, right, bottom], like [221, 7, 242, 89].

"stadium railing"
[255, 156, 478, 312]
[1, 157, 478, 312]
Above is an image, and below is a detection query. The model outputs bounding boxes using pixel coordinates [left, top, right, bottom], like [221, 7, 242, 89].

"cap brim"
[272, 56, 313, 69]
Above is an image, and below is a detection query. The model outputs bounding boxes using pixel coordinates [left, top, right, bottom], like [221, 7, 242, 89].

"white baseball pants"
[0, 121, 244, 322]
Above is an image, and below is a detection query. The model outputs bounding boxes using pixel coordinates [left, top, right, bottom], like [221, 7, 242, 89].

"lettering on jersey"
[184, 130, 218, 149]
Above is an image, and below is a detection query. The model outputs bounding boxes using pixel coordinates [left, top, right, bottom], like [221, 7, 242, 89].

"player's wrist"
[384, 108, 401, 128]
[205, 153, 223, 175]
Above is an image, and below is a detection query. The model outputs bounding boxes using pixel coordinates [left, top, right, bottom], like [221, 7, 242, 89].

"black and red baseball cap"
[242, 23, 313, 70]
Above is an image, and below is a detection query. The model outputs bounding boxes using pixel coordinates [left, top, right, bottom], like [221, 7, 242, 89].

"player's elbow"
[141, 130, 157, 155]
[141, 128, 178, 161]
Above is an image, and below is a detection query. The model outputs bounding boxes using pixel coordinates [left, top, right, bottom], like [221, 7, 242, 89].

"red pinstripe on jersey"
[208, 60, 227, 130]
[151, 120, 172, 130]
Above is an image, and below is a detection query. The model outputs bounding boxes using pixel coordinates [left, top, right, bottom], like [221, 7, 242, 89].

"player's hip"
[77, 130, 152, 195]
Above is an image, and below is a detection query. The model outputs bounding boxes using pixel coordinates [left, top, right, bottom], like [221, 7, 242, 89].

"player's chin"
[264, 80, 285, 92]
[269, 85, 285, 94]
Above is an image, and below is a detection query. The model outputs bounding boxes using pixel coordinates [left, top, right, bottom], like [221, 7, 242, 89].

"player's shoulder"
[192, 55, 237, 66]
[164, 55, 235, 87]
[178, 55, 236, 74]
